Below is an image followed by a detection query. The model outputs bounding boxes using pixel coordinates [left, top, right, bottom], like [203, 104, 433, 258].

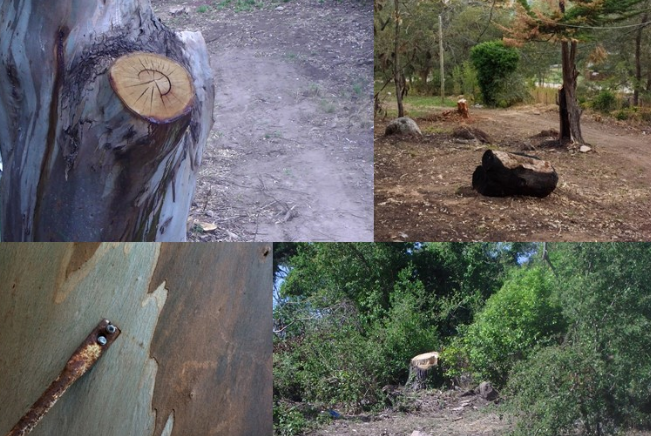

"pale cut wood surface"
[0, 243, 272, 436]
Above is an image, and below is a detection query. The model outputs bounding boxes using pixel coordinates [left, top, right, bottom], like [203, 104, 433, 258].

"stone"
[385, 117, 422, 136]
[169, 6, 189, 15]
[579, 145, 592, 153]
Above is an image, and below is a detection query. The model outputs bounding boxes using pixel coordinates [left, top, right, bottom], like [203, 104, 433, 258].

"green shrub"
[470, 41, 520, 106]
[592, 89, 616, 113]
[494, 72, 532, 107]
[464, 267, 566, 386]
[440, 334, 471, 383]
[616, 110, 629, 120]
[506, 344, 609, 436]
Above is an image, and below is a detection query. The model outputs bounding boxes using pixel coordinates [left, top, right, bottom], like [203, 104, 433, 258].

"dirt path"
[375, 105, 651, 241]
[153, 0, 373, 241]
[306, 387, 651, 436]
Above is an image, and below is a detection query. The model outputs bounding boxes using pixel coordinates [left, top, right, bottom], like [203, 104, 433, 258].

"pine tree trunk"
[633, 13, 648, 107]
[559, 40, 585, 145]
[393, 0, 405, 117]
[0, 243, 272, 436]
[0, 0, 214, 241]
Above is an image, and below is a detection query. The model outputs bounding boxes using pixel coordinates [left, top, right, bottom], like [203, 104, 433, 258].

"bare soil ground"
[152, 0, 374, 242]
[307, 389, 511, 436]
[306, 388, 651, 436]
[375, 105, 651, 241]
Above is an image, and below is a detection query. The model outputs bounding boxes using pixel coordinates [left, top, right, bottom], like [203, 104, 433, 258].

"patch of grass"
[190, 223, 204, 234]
[285, 52, 298, 61]
[350, 79, 365, 99]
[319, 99, 336, 114]
[214, 0, 232, 8]
[196, 4, 209, 13]
[307, 83, 321, 96]
[214, 0, 261, 10]
[264, 131, 282, 139]
[384, 107, 429, 119]
[421, 126, 452, 135]
[234, 0, 262, 11]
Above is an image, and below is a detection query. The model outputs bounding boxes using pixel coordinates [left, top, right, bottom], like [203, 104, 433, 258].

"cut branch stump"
[0, 0, 214, 241]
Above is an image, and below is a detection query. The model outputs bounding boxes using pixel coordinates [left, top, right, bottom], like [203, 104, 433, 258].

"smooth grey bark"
[0, 0, 214, 241]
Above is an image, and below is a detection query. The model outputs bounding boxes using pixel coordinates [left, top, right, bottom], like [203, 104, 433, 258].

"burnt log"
[472, 150, 558, 197]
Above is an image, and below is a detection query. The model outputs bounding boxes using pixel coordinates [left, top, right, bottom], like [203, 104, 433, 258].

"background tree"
[507, 0, 647, 145]
[470, 40, 520, 106]
[505, 243, 651, 435]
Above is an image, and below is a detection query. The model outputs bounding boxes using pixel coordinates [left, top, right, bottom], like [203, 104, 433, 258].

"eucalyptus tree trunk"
[0, 243, 272, 436]
[0, 0, 214, 241]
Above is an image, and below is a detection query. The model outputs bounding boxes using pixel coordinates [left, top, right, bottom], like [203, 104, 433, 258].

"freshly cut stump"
[472, 150, 558, 197]
[109, 52, 195, 123]
[408, 351, 439, 390]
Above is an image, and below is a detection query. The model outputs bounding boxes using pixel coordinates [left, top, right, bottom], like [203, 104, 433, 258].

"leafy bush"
[506, 344, 610, 436]
[505, 243, 651, 435]
[494, 72, 532, 108]
[463, 267, 566, 386]
[470, 41, 520, 106]
[375, 268, 440, 383]
[592, 89, 616, 113]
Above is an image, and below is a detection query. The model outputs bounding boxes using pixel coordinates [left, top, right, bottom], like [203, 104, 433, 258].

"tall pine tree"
[506, 0, 647, 146]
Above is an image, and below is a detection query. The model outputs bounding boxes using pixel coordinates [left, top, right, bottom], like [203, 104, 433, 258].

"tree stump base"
[457, 98, 469, 119]
[407, 351, 439, 390]
[472, 150, 558, 198]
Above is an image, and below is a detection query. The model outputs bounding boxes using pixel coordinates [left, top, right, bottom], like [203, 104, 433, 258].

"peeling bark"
[0, 0, 214, 241]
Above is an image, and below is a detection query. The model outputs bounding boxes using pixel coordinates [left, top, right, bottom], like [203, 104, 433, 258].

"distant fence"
[530, 86, 649, 108]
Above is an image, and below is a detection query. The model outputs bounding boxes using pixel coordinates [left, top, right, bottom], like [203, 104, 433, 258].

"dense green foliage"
[273, 243, 533, 434]
[592, 89, 617, 113]
[274, 243, 651, 436]
[463, 267, 565, 386]
[505, 243, 651, 435]
[470, 41, 520, 106]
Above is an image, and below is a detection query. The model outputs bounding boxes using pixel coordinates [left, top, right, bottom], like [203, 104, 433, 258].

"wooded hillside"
[273, 243, 651, 436]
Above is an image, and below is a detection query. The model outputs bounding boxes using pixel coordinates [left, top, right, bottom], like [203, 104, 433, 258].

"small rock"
[579, 145, 592, 153]
[169, 6, 189, 15]
[479, 381, 499, 401]
[385, 117, 422, 136]
[275, 5, 284, 10]
[410, 431, 432, 436]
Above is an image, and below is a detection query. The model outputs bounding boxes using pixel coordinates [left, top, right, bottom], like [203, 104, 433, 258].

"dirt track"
[375, 105, 651, 242]
[153, 0, 374, 242]
[307, 389, 510, 436]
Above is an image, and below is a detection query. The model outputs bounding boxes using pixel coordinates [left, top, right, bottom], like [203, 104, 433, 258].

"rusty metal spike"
[4, 319, 121, 436]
